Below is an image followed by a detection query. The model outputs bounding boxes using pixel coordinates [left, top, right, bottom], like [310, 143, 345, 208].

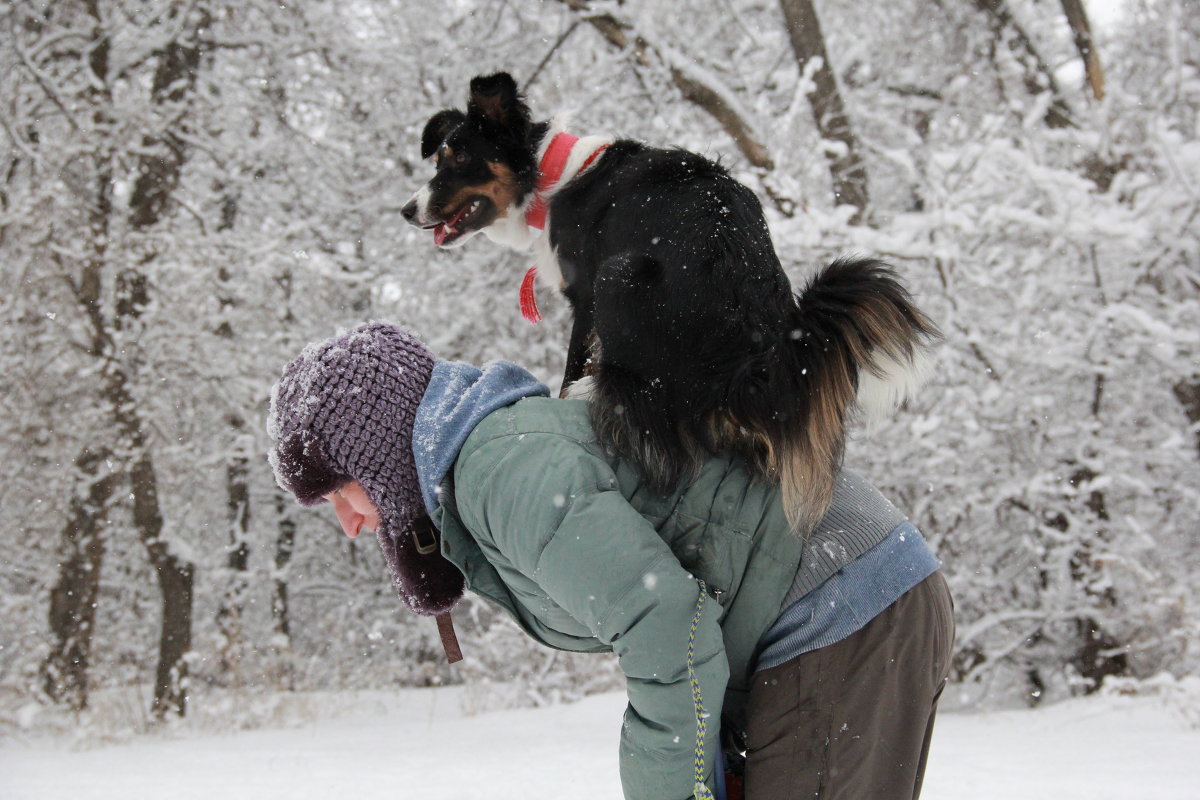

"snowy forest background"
[1, 0, 1197, 739]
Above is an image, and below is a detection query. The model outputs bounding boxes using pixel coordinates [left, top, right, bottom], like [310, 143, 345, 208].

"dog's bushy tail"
[588, 254, 939, 537]
[765, 257, 941, 532]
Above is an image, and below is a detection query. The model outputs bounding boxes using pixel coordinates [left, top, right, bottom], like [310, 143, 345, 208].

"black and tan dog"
[402, 72, 939, 533]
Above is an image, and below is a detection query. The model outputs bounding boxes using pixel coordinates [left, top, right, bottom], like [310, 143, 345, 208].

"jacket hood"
[413, 359, 550, 517]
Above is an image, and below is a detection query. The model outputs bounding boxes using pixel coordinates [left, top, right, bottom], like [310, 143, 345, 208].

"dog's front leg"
[560, 289, 594, 398]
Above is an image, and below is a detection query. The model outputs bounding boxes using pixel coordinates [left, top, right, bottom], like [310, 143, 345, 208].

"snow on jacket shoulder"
[433, 396, 804, 800]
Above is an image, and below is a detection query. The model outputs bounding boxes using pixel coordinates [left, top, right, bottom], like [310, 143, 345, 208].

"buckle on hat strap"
[411, 514, 440, 555]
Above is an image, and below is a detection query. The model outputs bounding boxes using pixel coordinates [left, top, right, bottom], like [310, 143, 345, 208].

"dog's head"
[401, 73, 538, 248]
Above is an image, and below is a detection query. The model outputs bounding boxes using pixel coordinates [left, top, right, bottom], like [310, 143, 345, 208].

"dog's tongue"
[433, 203, 473, 247]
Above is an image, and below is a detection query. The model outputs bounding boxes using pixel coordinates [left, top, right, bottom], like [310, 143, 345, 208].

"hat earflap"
[274, 430, 347, 507]
[375, 514, 465, 616]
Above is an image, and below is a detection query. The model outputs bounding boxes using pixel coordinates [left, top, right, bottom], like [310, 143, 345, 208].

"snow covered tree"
[970, 0, 1077, 128]
[1, 0, 1196, 735]
[554, 0, 775, 169]
[778, 0, 869, 221]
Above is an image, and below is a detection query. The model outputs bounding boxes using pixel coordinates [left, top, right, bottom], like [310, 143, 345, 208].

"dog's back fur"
[405, 74, 940, 533]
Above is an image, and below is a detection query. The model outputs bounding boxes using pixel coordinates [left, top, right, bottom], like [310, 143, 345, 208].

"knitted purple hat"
[267, 322, 464, 616]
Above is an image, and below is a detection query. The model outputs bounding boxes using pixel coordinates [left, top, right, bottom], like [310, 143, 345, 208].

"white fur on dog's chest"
[481, 125, 613, 292]
[532, 236, 565, 289]
[481, 217, 565, 289]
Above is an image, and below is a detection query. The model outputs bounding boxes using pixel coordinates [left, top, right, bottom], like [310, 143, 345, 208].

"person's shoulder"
[453, 399, 618, 513]
[468, 397, 597, 447]
[452, 398, 601, 485]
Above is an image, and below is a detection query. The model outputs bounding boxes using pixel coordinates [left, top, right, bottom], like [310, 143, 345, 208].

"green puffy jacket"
[434, 396, 805, 800]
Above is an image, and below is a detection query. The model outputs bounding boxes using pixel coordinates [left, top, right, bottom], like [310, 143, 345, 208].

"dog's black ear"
[467, 72, 530, 134]
[420, 109, 466, 159]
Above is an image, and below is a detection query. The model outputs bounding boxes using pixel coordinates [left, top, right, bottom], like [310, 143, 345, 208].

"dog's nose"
[401, 199, 418, 223]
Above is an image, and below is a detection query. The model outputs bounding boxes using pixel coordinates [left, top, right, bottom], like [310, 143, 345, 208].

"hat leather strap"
[436, 612, 463, 663]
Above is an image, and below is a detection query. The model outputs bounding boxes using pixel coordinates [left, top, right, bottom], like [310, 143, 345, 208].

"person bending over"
[266, 322, 955, 800]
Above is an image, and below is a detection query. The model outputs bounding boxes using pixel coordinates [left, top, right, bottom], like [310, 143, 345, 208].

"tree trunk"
[1063, 464, 1126, 691]
[778, 0, 869, 223]
[128, 24, 204, 229]
[555, 0, 773, 169]
[215, 416, 252, 685]
[114, 1, 205, 719]
[39, 1, 117, 711]
[1061, 0, 1105, 101]
[40, 448, 119, 710]
[1174, 378, 1200, 458]
[1056, 268, 1125, 692]
[129, 449, 194, 718]
[973, 0, 1075, 128]
[271, 492, 298, 689]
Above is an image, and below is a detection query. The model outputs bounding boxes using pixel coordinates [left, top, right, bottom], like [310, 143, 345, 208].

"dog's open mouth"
[432, 197, 490, 247]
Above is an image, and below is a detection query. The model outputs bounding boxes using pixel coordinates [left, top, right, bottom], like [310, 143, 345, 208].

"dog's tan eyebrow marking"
[487, 161, 515, 182]
[437, 162, 521, 222]
[436, 144, 452, 165]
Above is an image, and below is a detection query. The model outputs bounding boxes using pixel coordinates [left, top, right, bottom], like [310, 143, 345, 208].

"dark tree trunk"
[40, 448, 120, 710]
[1038, 459, 1127, 693]
[272, 494, 296, 642]
[1173, 378, 1200, 458]
[96, 332, 191, 717]
[39, 2, 117, 712]
[1070, 616, 1127, 687]
[129, 450, 194, 718]
[117, 3, 206, 718]
[271, 492, 298, 689]
[1061, 0, 1105, 101]
[34, 0, 202, 718]
[128, 28, 203, 229]
[1059, 267, 1126, 693]
[216, 416, 252, 684]
[778, 0, 869, 223]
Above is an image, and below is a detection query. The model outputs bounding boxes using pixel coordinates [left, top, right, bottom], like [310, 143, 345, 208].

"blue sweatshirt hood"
[413, 359, 550, 517]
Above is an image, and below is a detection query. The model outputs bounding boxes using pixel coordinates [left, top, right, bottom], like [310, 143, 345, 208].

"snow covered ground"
[3, 685, 1199, 799]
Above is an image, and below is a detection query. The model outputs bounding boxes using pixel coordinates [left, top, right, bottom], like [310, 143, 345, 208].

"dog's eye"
[453, 151, 469, 166]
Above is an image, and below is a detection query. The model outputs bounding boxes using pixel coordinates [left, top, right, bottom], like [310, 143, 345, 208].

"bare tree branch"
[525, 20, 581, 89]
[972, 0, 1076, 128]
[555, 0, 774, 170]
[778, 0, 869, 222]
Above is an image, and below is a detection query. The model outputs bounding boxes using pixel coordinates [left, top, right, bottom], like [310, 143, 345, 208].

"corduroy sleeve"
[454, 432, 725, 800]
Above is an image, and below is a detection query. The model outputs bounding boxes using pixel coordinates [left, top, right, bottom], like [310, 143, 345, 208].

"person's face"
[324, 481, 381, 539]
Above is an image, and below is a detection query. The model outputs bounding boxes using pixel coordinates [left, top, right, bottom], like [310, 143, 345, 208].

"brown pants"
[743, 571, 955, 800]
